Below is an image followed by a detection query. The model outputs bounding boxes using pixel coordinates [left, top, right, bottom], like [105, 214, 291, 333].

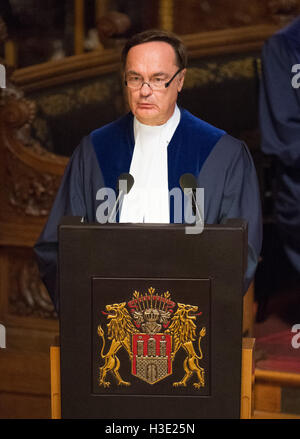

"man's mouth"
[137, 103, 154, 108]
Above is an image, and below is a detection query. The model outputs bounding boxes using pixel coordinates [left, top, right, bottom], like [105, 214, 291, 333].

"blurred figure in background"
[259, 16, 300, 291]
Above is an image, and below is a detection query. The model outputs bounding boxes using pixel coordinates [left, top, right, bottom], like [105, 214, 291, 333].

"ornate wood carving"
[0, 84, 67, 224]
[9, 254, 56, 319]
[0, 92, 61, 216]
[5, 147, 61, 217]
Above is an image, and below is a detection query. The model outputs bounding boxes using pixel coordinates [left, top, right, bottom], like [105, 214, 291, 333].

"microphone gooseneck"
[179, 173, 203, 225]
[108, 173, 134, 222]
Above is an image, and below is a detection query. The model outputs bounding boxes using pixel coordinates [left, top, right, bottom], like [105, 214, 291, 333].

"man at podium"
[34, 29, 262, 312]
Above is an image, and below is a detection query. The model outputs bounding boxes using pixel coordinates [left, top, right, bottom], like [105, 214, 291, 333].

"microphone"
[179, 173, 204, 226]
[108, 173, 134, 222]
[180, 173, 197, 194]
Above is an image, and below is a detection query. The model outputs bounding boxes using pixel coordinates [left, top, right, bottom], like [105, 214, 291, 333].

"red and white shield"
[131, 333, 172, 384]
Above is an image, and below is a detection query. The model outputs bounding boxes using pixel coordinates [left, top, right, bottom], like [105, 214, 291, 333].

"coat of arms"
[97, 287, 206, 389]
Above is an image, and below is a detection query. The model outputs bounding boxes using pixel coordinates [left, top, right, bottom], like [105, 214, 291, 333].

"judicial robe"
[259, 17, 300, 273]
[34, 108, 262, 312]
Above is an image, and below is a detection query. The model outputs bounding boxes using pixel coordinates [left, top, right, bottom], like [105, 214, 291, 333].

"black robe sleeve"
[218, 140, 262, 292]
[197, 133, 262, 293]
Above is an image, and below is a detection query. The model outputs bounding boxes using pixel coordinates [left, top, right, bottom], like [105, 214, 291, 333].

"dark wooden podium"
[58, 218, 247, 419]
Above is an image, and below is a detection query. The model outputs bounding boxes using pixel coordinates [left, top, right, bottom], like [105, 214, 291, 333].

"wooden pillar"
[50, 346, 61, 419]
[240, 338, 255, 419]
[95, 0, 109, 19]
[243, 281, 254, 337]
[74, 0, 85, 55]
[4, 40, 17, 67]
[158, 0, 174, 32]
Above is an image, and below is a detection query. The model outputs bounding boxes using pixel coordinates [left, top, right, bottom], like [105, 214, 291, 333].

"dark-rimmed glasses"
[125, 68, 183, 90]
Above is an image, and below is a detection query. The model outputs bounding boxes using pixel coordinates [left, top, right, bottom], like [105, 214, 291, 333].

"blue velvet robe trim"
[91, 108, 225, 222]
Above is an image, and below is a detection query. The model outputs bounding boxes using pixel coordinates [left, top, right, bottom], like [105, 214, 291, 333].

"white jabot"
[119, 105, 181, 223]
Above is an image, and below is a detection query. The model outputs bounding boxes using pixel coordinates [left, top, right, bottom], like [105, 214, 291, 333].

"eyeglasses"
[125, 68, 183, 90]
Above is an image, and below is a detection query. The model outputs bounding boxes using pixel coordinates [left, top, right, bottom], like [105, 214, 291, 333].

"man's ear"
[178, 68, 186, 92]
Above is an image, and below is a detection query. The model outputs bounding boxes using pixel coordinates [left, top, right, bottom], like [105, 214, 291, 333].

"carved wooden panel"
[0, 69, 60, 418]
[5, 148, 61, 217]
[0, 349, 51, 419]
[7, 248, 57, 320]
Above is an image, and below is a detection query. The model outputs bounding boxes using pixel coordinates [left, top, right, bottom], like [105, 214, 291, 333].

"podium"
[58, 218, 248, 419]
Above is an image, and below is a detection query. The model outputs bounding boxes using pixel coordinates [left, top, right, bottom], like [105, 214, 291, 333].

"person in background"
[259, 17, 300, 286]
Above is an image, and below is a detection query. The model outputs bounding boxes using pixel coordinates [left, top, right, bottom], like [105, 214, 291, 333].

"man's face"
[125, 41, 186, 126]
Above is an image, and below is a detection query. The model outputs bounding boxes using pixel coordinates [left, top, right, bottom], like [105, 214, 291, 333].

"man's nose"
[140, 82, 153, 96]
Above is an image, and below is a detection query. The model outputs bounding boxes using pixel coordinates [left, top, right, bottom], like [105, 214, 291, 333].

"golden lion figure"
[97, 302, 138, 387]
[166, 303, 206, 388]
